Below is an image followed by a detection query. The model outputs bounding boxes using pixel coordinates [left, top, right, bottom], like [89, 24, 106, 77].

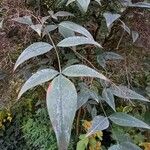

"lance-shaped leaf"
[59, 25, 75, 38]
[12, 16, 33, 25]
[103, 12, 121, 28]
[62, 64, 108, 81]
[77, 0, 90, 13]
[132, 31, 139, 43]
[30, 24, 43, 36]
[43, 25, 58, 37]
[86, 115, 109, 137]
[109, 85, 149, 102]
[108, 145, 121, 150]
[102, 52, 123, 60]
[109, 142, 142, 150]
[41, 16, 51, 24]
[102, 88, 116, 111]
[66, 0, 75, 6]
[46, 75, 77, 150]
[121, 142, 142, 150]
[57, 36, 102, 48]
[77, 86, 99, 109]
[109, 112, 150, 129]
[49, 11, 74, 20]
[97, 52, 123, 68]
[14, 42, 53, 70]
[129, 2, 150, 8]
[77, 90, 91, 110]
[54, 11, 74, 18]
[59, 21, 93, 39]
[120, 0, 132, 6]
[18, 69, 59, 99]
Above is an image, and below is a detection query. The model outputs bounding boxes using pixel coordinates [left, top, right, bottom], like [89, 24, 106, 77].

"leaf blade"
[57, 36, 102, 48]
[14, 42, 53, 70]
[46, 75, 77, 150]
[18, 69, 59, 99]
[76, 0, 90, 13]
[102, 88, 116, 111]
[62, 64, 108, 81]
[86, 115, 109, 137]
[12, 16, 33, 25]
[59, 21, 93, 39]
[103, 12, 120, 28]
[109, 112, 150, 129]
[109, 85, 149, 102]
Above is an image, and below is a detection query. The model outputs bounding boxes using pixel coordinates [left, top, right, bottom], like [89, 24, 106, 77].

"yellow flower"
[82, 120, 92, 130]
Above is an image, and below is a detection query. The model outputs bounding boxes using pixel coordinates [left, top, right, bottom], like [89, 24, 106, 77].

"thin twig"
[76, 108, 82, 136]
[48, 33, 61, 72]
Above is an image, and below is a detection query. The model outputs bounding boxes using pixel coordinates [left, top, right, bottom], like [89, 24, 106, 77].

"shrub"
[9, 0, 150, 149]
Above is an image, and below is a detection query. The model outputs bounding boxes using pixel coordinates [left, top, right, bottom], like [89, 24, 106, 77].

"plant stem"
[48, 33, 61, 72]
[116, 28, 125, 50]
[76, 108, 82, 136]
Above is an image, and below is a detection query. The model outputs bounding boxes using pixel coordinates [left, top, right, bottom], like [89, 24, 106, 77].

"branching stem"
[48, 33, 61, 72]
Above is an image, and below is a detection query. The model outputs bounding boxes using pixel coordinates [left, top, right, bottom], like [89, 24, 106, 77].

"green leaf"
[103, 12, 120, 28]
[66, 0, 75, 6]
[108, 145, 121, 150]
[57, 36, 102, 48]
[62, 64, 108, 81]
[30, 24, 43, 36]
[130, 2, 150, 8]
[101, 52, 123, 60]
[18, 69, 59, 99]
[97, 52, 123, 68]
[59, 21, 93, 39]
[121, 0, 132, 6]
[109, 85, 149, 102]
[77, 85, 99, 109]
[132, 31, 139, 43]
[49, 11, 74, 20]
[109, 112, 150, 129]
[43, 25, 58, 37]
[76, 137, 89, 150]
[54, 11, 74, 18]
[77, 90, 90, 109]
[86, 115, 109, 137]
[111, 127, 131, 143]
[109, 142, 142, 150]
[120, 142, 142, 150]
[14, 42, 53, 70]
[12, 16, 33, 25]
[40, 15, 51, 24]
[102, 88, 116, 111]
[76, 0, 90, 13]
[59, 25, 75, 38]
[46, 75, 77, 150]
[97, 55, 106, 68]
[91, 106, 97, 118]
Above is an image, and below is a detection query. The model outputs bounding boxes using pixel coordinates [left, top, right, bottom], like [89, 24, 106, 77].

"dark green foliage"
[22, 108, 58, 150]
